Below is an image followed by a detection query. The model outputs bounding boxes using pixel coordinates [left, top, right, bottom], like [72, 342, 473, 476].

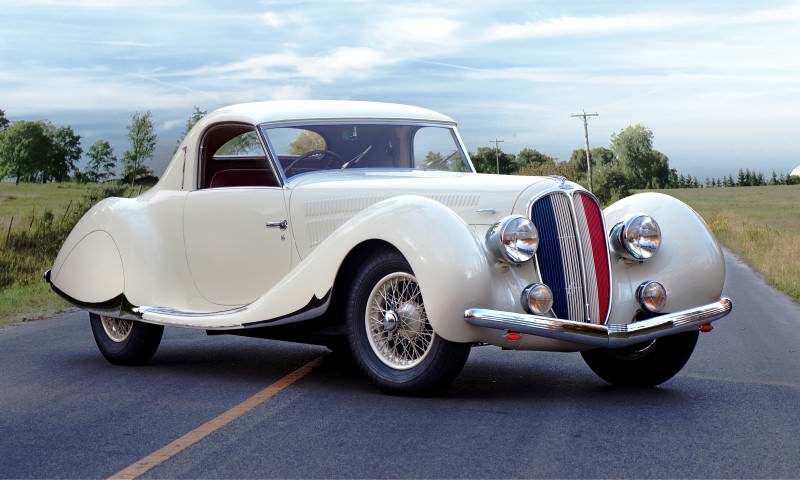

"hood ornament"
[547, 175, 574, 190]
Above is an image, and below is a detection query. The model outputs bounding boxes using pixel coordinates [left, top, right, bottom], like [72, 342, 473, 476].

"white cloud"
[369, 16, 462, 51]
[486, 12, 693, 40]
[9, 0, 179, 8]
[195, 47, 393, 83]
[261, 11, 302, 28]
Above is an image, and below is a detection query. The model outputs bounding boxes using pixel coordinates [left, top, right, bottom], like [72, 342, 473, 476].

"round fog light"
[637, 281, 667, 313]
[521, 283, 554, 315]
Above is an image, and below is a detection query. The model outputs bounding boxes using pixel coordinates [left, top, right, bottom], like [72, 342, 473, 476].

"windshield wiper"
[341, 145, 372, 170]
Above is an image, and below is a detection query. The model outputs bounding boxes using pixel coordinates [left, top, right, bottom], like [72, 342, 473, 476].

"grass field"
[0, 182, 133, 327]
[659, 185, 800, 302]
[0, 182, 797, 328]
[1, 183, 87, 326]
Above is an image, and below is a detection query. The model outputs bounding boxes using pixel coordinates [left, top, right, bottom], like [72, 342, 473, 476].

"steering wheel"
[284, 149, 343, 173]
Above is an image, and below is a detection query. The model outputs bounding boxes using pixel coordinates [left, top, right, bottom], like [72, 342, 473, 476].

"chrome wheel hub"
[382, 310, 399, 334]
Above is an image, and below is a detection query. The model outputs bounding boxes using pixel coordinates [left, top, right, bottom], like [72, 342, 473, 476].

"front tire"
[346, 249, 471, 396]
[89, 313, 164, 366]
[581, 330, 699, 387]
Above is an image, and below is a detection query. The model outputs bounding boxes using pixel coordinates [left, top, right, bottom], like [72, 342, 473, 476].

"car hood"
[286, 170, 572, 255]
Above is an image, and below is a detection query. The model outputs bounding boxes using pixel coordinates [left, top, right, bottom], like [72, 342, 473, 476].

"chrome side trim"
[464, 297, 732, 349]
[136, 290, 331, 330]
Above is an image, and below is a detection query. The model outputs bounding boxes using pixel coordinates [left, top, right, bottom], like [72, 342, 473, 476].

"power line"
[571, 110, 598, 191]
[489, 137, 504, 174]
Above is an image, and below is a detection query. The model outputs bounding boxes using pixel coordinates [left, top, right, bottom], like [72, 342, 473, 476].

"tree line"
[1, 107, 797, 202]
[0, 108, 164, 186]
[470, 123, 800, 203]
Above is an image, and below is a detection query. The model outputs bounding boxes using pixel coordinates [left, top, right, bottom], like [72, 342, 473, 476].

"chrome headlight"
[486, 215, 538, 264]
[610, 214, 661, 261]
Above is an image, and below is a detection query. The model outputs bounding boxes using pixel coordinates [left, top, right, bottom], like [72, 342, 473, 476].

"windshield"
[260, 123, 471, 179]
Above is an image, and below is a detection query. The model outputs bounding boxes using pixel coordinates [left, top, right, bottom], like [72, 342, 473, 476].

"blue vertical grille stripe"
[531, 195, 569, 319]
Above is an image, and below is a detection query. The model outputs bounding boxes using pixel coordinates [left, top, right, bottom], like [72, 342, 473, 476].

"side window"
[412, 127, 468, 172]
[200, 125, 279, 189]
[215, 131, 264, 157]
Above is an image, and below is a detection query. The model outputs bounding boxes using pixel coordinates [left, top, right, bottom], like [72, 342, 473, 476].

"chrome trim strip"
[136, 291, 331, 330]
[464, 297, 732, 349]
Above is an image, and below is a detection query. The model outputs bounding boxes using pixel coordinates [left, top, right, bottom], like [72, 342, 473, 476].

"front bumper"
[464, 297, 732, 349]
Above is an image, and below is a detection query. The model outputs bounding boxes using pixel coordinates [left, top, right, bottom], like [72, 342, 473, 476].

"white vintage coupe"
[47, 100, 732, 395]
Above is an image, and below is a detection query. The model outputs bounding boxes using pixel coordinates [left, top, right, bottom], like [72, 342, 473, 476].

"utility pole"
[489, 138, 504, 174]
[571, 110, 598, 191]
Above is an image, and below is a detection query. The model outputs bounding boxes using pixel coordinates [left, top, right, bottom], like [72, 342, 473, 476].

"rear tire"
[581, 330, 699, 387]
[346, 249, 471, 396]
[89, 313, 163, 366]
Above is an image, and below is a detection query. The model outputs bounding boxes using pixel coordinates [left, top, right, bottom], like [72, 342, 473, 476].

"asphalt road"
[1, 250, 799, 479]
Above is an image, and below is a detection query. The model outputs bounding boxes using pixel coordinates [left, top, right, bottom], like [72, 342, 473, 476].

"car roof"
[203, 100, 457, 126]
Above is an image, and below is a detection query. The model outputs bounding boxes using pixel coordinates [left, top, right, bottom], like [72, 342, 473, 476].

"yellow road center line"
[108, 353, 328, 480]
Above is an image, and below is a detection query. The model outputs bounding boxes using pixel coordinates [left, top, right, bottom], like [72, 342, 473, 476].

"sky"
[2, 0, 799, 180]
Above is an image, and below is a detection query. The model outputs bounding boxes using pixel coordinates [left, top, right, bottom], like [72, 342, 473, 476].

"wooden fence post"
[4, 216, 13, 249]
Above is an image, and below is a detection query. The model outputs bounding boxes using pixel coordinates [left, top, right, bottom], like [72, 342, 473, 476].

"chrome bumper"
[464, 297, 732, 349]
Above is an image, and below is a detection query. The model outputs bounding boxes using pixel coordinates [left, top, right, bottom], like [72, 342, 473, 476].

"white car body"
[47, 100, 732, 394]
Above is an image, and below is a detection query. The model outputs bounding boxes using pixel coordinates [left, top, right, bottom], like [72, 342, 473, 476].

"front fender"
[604, 192, 725, 324]
[192, 195, 500, 341]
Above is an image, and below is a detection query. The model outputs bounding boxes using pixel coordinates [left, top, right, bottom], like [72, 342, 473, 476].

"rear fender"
[50, 199, 124, 304]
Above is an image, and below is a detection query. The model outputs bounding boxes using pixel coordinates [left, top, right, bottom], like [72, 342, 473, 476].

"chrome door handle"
[266, 219, 288, 230]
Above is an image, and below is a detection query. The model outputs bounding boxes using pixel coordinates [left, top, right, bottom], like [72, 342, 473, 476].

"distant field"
[659, 185, 800, 302]
[0, 182, 89, 224]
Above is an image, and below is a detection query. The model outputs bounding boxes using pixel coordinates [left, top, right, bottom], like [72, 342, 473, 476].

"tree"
[123, 111, 156, 185]
[568, 146, 614, 186]
[46, 124, 82, 182]
[515, 148, 554, 170]
[592, 162, 630, 204]
[0, 120, 52, 184]
[0, 109, 9, 131]
[176, 107, 207, 148]
[611, 124, 670, 189]
[288, 130, 325, 155]
[470, 146, 517, 174]
[85, 139, 117, 182]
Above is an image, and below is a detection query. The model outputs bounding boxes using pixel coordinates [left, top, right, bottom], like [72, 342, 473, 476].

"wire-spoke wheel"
[366, 272, 434, 370]
[89, 313, 164, 366]
[100, 315, 134, 342]
[346, 249, 471, 396]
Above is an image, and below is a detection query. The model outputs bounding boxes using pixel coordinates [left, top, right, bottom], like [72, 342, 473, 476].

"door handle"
[266, 219, 288, 230]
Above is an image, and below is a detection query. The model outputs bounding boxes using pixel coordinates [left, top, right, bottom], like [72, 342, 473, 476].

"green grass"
[0, 182, 89, 222]
[659, 185, 800, 302]
[0, 282, 70, 326]
[0, 182, 135, 328]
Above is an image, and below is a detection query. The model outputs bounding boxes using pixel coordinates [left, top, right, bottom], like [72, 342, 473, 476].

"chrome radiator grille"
[530, 191, 611, 324]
